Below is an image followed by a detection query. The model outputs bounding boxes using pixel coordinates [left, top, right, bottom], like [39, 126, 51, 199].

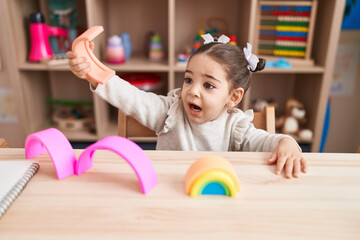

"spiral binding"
[0, 162, 40, 218]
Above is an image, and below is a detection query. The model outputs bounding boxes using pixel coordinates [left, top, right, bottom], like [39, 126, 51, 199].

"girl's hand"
[66, 42, 98, 88]
[268, 137, 307, 178]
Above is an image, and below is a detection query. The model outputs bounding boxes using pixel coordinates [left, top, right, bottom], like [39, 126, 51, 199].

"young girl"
[66, 34, 307, 178]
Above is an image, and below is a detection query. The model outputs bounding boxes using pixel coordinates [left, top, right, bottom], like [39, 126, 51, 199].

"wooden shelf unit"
[2, 0, 345, 151]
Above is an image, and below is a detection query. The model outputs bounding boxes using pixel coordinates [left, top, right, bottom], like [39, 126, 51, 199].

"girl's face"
[181, 54, 242, 124]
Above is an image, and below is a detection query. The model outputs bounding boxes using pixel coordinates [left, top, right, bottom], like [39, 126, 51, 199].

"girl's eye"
[184, 78, 192, 84]
[204, 82, 215, 89]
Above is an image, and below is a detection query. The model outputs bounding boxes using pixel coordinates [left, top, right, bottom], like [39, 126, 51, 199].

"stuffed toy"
[276, 98, 313, 142]
[252, 99, 277, 112]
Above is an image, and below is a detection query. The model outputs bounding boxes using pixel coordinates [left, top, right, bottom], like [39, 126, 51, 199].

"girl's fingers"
[79, 67, 91, 76]
[74, 67, 91, 79]
[293, 159, 301, 178]
[267, 151, 277, 164]
[285, 158, 293, 178]
[300, 158, 308, 173]
[276, 155, 287, 175]
[66, 51, 77, 59]
[73, 62, 90, 72]
[69, 57, 87, 66]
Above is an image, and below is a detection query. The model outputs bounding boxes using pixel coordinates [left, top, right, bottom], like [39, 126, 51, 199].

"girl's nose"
[188, 84, 200, 97]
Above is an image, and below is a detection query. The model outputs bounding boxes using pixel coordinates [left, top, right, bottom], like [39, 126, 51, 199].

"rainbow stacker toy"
[184, 155, 240, 198]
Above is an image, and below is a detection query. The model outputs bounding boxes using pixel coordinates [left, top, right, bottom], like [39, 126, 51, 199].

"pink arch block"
[76, 136, 158, 194]
[25, 128, 76, 180]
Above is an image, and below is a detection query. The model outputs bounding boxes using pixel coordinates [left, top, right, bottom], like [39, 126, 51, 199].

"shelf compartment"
[18, 62, 70, 71]
[52, 127, 98, 142]
[107, 54, 169, 72]
[261, 65, 324, 73]
[104, 0, 168, 57]
[174, 61, 324, 74]
[174, 0, 243, 56]
[18, 54, 169, 72]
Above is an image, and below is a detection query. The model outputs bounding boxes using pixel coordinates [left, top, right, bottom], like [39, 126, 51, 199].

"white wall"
[324, 30, 360, 153]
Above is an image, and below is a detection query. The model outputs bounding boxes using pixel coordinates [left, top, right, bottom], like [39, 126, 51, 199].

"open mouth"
[190, 103, 202, 112]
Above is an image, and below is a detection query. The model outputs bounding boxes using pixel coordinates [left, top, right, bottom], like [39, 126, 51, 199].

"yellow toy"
[184, 155, 240, 198]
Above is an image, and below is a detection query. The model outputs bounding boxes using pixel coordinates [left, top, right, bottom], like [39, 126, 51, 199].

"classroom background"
[0, 0, 359, 153]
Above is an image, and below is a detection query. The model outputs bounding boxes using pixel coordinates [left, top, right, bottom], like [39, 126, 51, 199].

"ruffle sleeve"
[156, 88, 183, 135]
[232, 109, 255, 150]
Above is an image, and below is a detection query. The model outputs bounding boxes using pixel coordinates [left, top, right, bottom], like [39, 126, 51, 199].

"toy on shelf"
[25, 128, 158, 194]
[120, 32, 132, 60]
[47, 98, 95, 133]
[120, 73, 163, 93]
[255, 1, 318, 66]
[176, 29, 206, 64]
[191, 30, 205, 53]
[72, 26, 115, 84]
[106, 35, 126, 64]
[52, 107, 94, 132]
[49, 0, 77, 28]
[206, 17, 229, 35]
[28, 12, 69, 62]
[252, 98, 277, 112]
[176, 17, 237, 64]
[177, 52, 191, 63]
[41, 53, 69, 66]
[184, 155, 240, 198]
[228, 35, 237, 46]
[276, 98, 313, 142]
[48, 0, 78, 55]
[265, 57, 291, 68]
[149, 33, 164, 61]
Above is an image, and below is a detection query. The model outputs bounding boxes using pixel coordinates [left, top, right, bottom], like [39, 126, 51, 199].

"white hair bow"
[201, 33, 230, 44]
[243, 43, 259, 71]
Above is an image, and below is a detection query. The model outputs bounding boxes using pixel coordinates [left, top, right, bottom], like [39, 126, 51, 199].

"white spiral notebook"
[0, 160, 39, 218]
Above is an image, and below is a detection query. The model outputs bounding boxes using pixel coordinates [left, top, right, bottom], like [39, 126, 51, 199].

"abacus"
[255, 1, 318, 66]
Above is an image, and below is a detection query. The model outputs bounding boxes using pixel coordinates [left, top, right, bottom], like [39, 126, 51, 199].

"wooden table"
[0, 148, 360, 239]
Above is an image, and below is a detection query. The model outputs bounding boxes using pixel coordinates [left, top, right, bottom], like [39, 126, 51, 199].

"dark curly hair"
[188, 42, 266, 93]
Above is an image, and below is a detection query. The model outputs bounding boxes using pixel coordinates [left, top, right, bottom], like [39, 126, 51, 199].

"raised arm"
[93, 75, 176, 133]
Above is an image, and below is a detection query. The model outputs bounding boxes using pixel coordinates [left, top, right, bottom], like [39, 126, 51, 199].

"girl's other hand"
[268, 137, 307, 178]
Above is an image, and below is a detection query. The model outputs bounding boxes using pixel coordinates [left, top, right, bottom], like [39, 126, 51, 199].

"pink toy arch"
[76, 136, 158, 194]
[25, 128, 76, 180]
